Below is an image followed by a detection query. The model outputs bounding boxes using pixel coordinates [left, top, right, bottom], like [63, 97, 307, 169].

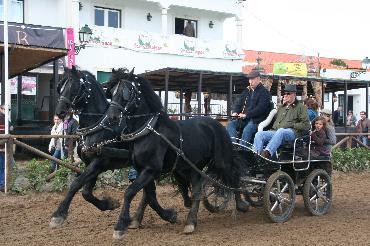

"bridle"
[108, 79, 141, 118]
[58, 72, 92, 114]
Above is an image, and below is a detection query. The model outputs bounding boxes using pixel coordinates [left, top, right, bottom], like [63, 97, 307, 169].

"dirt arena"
[1, 171, 370, 246]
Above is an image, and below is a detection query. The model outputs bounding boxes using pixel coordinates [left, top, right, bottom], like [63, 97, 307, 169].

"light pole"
[74, 24, 92, 55]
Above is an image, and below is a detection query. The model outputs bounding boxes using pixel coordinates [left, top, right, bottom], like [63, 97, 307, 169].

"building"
[3, 0, 246, 121]
[243, 50, 370, 120]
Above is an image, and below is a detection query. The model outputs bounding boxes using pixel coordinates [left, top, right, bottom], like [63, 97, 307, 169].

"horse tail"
[211, 121, 240, 188]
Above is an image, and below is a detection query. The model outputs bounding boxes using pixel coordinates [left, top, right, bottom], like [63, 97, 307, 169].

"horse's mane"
[80, 70, 106, 97]
[136, 76, 165, 113]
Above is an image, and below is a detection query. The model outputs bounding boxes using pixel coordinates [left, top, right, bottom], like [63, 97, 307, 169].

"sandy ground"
[1, 171, 370, 246]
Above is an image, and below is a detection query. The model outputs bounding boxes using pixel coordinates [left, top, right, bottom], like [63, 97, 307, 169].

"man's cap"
[284, 84, 297, 93]
[321, 108, 332, 115]
[246, 70, 261, 79]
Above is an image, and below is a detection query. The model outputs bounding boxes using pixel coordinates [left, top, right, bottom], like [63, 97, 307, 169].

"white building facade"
[7, 0, 245, 117]
[321, 69, 370, 121]
[22, 0, 245, 74]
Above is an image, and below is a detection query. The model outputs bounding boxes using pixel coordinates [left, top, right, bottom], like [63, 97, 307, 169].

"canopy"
[0, 22, 67, 78]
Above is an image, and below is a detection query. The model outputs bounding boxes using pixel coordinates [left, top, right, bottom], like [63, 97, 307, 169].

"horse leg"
[183, 173, 202, 234]
[175, 174, 192, 208]
[128, 192, 148, 229]
[129, 180, 177, 229]
[234, 191, 249, 213]
[113, 169, 155, 240]
[49, 159, 102, 228]
[81, 175, 120, 211]
[144, 180, 177, 223]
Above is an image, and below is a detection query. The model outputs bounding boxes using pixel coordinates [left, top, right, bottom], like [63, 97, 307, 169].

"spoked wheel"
[263, 171, 296, 223]
[303, 169, 332, 216]
[202, 177, 231, 213]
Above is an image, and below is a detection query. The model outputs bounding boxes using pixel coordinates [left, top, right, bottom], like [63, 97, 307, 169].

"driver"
[253, 84, 310, 158]
[226, 70, 272, 144]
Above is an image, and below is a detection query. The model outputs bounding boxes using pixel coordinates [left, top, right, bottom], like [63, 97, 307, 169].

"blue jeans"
[226, 119, 258, 144]
[0, 152, 4, 188]
[50, 149, 62, 173]
[253, 128, 296, 155]
[358, 136, 369, 146]
[128, 167, 138, 182]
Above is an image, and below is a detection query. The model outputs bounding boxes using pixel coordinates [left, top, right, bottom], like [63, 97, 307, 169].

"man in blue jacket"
[226, 70, 272, 144]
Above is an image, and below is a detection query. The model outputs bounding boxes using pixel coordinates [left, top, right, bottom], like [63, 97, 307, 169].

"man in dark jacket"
[63, 112, 79, 161]
[356, 111, 370, 146]
[226, 70, 272, 144]
[253, 84, 310, 158]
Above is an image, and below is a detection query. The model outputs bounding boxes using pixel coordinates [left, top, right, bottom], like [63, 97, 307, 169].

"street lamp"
[362, 56, 370, 70]
[75, 24, 92, 55]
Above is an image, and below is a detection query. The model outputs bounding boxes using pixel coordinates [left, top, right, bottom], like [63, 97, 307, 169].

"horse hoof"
[101, 196, 120, 210]
[113, 230, 125, 240]
[184, 200, 192, 209]
[128, 220, 140, 229]
[236, 200, 250, 213]
[183, 224, 195, 234]
[109, 199, 120, 210]
[169, 210, 178, 224]
[49, 217, 64, 228]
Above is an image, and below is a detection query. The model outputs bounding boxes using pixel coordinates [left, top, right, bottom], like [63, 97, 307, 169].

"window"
[0, 0, 24, 23]
[97, 71, 112, 84]
[324, 93, 329, 102]
[175, 18, 197, 38]
[94, 6, 121, 28]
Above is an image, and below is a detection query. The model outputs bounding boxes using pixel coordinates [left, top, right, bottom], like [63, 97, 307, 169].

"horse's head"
[106, 68, 139, 123]
[56, 65, 91, 118]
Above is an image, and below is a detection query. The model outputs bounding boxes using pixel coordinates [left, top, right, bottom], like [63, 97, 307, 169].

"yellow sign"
[273, 63, 308, 76]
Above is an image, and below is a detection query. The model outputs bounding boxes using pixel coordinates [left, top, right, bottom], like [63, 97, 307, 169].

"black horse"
[50, 66, 177, 230]
[106, 68, 249, 237]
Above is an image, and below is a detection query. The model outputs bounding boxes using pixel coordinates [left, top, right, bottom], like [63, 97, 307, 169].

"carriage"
[203, 135, 333, 223]
[51, 66, 333, 239]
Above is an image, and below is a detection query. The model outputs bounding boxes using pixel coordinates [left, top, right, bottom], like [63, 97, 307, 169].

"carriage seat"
[257, 108, 277, 132]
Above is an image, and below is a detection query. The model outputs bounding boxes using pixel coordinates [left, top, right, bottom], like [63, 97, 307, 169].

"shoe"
[0, 187, 4, 192]
[261, 150, 271, 159]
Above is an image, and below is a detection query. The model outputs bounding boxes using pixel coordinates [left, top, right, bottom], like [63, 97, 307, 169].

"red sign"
[66, 28, 75, 68]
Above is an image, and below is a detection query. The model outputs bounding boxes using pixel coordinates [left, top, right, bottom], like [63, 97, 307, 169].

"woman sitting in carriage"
[309, 116, 332, 158]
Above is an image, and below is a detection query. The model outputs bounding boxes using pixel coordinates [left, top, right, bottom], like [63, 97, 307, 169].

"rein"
[146, 124, 249, 193]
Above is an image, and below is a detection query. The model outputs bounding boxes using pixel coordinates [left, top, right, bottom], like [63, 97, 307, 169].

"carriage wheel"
[303, 169, 332, 216]
[263, 171, 296, 223]
[202, 177, 231, 213]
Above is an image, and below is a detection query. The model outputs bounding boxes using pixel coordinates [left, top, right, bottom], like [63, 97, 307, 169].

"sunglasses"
[284, 92, 292, 95]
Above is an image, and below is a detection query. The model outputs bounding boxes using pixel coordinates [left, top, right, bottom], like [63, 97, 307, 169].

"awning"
[140, 68, 370, 95]
[0, 22, 68, 78]
[140, 67, 248, 94]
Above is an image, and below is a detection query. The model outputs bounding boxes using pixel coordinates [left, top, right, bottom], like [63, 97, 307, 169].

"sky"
[224, 0, 370, 61]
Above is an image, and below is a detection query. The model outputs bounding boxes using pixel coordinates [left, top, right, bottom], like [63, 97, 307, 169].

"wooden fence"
[0, 134, 81, 193]
[332, 133, 370, 150]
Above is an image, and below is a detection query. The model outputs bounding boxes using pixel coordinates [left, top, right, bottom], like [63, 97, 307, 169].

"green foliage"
[330, 59, 347, 68]
[25, 159, 49, 192]
[10, 162, 24, 194]
[332, 148, 370, 172]
[96, 168, 128, 189]
[51, 165, 73, 192]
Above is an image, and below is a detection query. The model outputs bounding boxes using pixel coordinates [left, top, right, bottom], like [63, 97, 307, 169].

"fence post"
[346, 136, 352, 148]
[5, 137, 13, 192]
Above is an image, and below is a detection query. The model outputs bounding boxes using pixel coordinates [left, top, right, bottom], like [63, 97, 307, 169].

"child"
[310, 116, 331, 158]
